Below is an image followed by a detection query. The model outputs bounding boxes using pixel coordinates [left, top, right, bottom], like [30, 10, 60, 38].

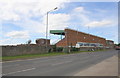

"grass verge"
[1, 49, 107, 61]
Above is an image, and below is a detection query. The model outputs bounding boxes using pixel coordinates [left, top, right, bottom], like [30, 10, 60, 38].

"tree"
[27, 40, 31, 44]
[118, 43, 120, 46]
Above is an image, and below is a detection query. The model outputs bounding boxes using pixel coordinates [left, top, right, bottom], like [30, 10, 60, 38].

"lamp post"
[46, 7, 57, 52]
[88, 26, 90, 42]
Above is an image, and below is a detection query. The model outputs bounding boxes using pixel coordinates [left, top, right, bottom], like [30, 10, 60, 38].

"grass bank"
[1, 49, 107, 61]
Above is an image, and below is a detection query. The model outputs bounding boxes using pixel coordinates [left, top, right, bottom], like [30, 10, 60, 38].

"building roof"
[50, 30, 65, 35]
[50, 28, 106, 39]
[106, 40, 114, 42]
[65, 28, 105, 39]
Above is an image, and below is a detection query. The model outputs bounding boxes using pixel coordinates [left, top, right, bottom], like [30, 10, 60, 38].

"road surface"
[2, 50, 118, 76]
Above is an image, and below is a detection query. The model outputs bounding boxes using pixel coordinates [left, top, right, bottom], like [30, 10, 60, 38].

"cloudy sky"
[0, 0, 118, 45]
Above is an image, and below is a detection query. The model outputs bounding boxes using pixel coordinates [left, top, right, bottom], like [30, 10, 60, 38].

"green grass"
[2, 52, 68, 61]
[1, 49, 107, 61]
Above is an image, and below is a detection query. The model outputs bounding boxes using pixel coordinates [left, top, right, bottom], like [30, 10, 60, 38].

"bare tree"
[27, 40, 31, 44]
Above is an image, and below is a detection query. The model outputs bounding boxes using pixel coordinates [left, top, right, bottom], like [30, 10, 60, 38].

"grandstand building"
[50, 28, 114, 48]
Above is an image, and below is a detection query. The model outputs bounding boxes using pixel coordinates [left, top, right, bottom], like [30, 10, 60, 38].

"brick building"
[36, 38, 50, 46]
[106, 40, 115, 48]
[50, 28, 107, 47]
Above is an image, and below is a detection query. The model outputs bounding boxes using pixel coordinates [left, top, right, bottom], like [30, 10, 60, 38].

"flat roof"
[50, 30, 65, 35]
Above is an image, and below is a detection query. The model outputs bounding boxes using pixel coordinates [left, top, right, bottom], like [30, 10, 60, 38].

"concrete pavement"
[74, 55, 118, 76]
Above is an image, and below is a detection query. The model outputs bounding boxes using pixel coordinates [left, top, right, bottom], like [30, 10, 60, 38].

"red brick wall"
[56, 28, 107, 47]
[56, 38, 67, 47]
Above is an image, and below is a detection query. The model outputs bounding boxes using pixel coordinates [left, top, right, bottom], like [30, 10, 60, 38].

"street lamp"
[46, 7, 57, 51]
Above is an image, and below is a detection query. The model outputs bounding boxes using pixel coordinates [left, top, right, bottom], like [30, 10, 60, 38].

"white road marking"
[2, 67, 36, 76]
[2, 64, 20, 68]
[51, 61, 73, 66]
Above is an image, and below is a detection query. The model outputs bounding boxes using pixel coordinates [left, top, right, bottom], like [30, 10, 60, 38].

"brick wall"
[55, 38, 67, 47]
[56, 28, 107, 47]
[2, 44, 50, 56]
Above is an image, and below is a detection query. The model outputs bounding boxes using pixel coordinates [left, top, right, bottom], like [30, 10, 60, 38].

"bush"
[50, 45, 63, 52]
[70, 47, 79, 51]
[56, 47, 63, 52]
[63, 48, 69, 53]
[51, 45, 56, 52]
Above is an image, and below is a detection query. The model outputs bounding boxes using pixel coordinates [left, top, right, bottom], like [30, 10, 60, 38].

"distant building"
[106, 40, 115, 48]
[50, 28, 108, 48]
[36, 38, 50, 46]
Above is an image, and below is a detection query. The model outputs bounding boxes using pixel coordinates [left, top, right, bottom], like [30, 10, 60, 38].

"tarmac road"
[2, 49, 118, 76]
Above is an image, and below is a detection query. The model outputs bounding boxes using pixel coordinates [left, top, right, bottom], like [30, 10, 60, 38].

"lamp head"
[54, 7, 58, 10]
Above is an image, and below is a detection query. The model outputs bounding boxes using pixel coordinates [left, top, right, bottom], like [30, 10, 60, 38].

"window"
[84, 43, 89, 46]
[79, 43, 83, 46]
[84, 37, 86, 39]
[91, 44, 96, 46]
